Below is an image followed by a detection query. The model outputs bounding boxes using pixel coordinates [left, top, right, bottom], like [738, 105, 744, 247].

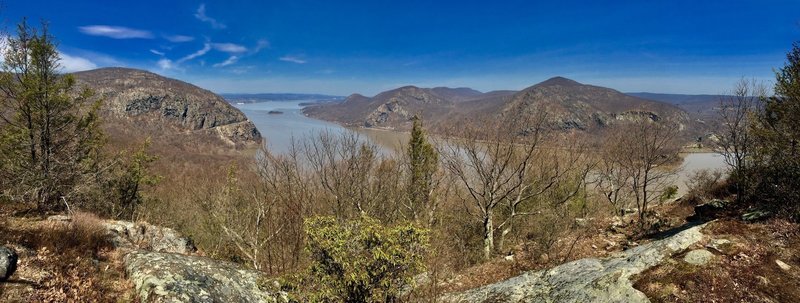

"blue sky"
[2, 0, 799, 95]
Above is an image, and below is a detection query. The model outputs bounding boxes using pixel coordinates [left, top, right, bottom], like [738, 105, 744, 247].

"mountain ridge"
[74, 67, 262, 146]
[304, 76, 692, 133]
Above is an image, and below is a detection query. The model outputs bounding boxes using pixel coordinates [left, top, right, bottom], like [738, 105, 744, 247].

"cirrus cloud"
[177, 43, 212, 64]
[164, 34, 195, 43]
[195, 4, 226, 29]
[213, 56, 239, 67]
[78, 25, 153, 39]
[212, 43, 248, 54]
[279, 55, 307, 64]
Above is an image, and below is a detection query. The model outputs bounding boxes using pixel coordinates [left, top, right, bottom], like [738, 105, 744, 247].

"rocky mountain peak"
[74, 67, 261, 146]
[536, 76, 583, 87]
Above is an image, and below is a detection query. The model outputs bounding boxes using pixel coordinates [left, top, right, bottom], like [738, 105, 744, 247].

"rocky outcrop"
[443, 223, 708, 303]
[103, 220, 197, 255]
[124, 251, 287, 303]
[0, 246, 18, 282]
[46, 215, 284, 302]
[74, 67, 261, 145]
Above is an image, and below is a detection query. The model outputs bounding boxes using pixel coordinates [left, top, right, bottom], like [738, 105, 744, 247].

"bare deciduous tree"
[441, 113, 546, 260]
[605, 120, 681, 226]
[716, 78, 766, 200]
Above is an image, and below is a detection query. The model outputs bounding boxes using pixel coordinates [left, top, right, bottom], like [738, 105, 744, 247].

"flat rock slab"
[124, 250, 287, 303]
[442, 223, 708, 303]
[683, 249, 714, 266]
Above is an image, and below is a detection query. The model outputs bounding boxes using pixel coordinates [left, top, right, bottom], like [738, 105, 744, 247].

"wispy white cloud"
[157, 58, 175, 70]
[150, 49, 165, 56]
[59, 52, 98, 72]
[78, 25, 153, 39]
[213, 56, 239, 67]
[212, 43, 247, 54]
[194, 4, 226, 29]
[252, 39, 269, 53]
[279, 55, 307, 64]
[177, 43, 212, 63]
[163, 34, 195, 43]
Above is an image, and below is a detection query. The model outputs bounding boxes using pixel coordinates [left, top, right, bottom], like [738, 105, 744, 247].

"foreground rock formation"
[0, 246, 17, 282]
[125, 251, 287, 303]
[443, 223, 708, 303]
[47, 215, 288, 303]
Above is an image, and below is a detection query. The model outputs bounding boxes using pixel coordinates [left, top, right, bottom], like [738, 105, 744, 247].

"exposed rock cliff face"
[443, 223, 708, 303]
[74, 67, 261, 145]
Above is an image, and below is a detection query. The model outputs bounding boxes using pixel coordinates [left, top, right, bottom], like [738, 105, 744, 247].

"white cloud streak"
[150, 49, 165, 56]
[252, 39, 269, 53]
[213, 56, 239, 67]
[212, 43, 247, 54]
[59, 52, 98, 72]
[163, 34, 195, 43]
[194, 4, 226, 29]
[177, 43, 212, 63]
[78, 25, 153, 39]
[279, 55, 307, 64]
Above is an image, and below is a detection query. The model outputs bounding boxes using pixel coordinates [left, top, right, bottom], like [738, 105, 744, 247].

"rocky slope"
[304, 86, 458, 129]
[304, 77, 690, 133]
[442, 222, 709, 303]
[498, 77, 689, 130]
[74, 67, 261, 146]
[51, 215, 288, 302]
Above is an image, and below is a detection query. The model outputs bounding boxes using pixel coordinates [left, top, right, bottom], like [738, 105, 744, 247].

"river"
[233, 100, 727, 194]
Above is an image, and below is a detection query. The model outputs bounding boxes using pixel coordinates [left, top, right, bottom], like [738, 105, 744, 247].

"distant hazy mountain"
[305, 77, 691, 133]
[221, 93, 344, 103]
[74, 67, 261, 146]
[626, 92, 723, 120]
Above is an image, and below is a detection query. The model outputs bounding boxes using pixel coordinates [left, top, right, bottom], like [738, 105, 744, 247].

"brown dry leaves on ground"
[633, 218, 800, 303]
[0, 211, 136, 302]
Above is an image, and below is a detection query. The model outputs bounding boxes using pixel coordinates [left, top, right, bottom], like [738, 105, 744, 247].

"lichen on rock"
[442, 223, 708, 303]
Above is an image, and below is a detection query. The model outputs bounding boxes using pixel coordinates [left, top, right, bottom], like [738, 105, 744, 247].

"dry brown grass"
[0, 212, 135, 302]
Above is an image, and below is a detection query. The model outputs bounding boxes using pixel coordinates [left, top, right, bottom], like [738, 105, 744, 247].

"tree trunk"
[483, 210, 494, 260]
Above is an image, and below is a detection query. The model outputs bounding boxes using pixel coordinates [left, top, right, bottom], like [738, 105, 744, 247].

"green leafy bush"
[301, 216, 428, 302]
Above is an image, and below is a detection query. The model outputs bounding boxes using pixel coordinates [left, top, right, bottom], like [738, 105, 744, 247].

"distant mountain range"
[304, 77, 694, 135]
[221, 93, 344, 103]
[626, 92, 722, 120]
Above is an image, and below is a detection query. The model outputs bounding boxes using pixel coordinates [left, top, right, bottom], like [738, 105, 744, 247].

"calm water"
[676, 152, 727, 196]
[235, 101, 726, 195]
[233, 100, 409, 154]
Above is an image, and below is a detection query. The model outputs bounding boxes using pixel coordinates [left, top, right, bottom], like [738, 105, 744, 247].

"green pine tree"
[406, 116, 438, 225]
[0, 19, 104, 210]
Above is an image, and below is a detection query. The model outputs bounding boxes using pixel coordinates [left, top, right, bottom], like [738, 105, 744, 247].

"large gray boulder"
[124, 250, 288, 303]
[0, 246, 18, 282]
[103, 220, 197, 255]
[442, 223, 708, 303]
